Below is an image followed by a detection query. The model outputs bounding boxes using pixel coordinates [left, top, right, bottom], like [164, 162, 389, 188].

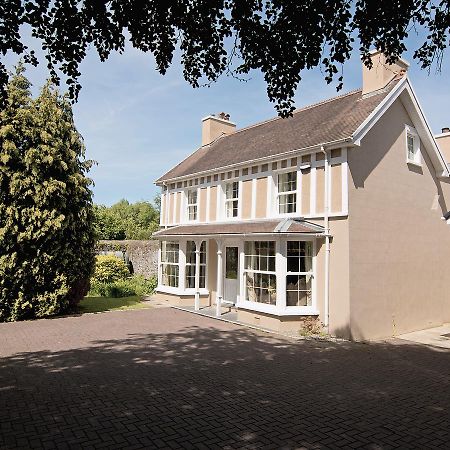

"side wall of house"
[348, 98, 450, 340]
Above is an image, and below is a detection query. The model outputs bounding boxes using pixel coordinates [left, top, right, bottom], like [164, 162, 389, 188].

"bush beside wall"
[97, 240, 159, 278]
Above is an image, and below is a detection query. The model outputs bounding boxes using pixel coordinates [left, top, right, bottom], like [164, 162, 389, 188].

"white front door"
[223, 246, 239, 304]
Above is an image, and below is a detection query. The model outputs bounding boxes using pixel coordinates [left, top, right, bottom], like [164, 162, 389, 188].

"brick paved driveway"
[1, 308, 450, 449]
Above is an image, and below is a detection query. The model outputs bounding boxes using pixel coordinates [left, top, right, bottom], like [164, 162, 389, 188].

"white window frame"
[185, 240, 207, 290]
[243, 241, 277, 306]
[285, 241, 314, 308]
[159, 241, 180, 289]
[405, 125, 421, 166]
[276, 169, 298, 216]
[223, 179, 242, 220]
[186, 189, 198, 222]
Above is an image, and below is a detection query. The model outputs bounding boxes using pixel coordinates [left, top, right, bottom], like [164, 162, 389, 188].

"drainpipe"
[321, 145, 331, 332]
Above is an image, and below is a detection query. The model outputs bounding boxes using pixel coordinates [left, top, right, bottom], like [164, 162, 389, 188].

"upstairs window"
[277, 171, 297, 214]
[225, 181, 239, 218]
[405, 125, 421, 165]
[187, 189, 198, 221]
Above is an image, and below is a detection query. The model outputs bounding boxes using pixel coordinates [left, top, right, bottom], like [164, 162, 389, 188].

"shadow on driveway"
[1, 308, 450, 449]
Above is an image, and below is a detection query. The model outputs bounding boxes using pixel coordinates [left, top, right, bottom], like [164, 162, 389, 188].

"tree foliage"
[94, 199, 160, 240]
[1, 1, 449, 116]
[0, 65, 96, 322]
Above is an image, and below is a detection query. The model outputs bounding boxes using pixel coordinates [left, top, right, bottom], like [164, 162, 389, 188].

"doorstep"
[397, 323, 450, 349]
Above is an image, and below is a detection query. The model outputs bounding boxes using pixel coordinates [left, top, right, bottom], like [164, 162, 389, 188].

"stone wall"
[97, 240, 159, 279]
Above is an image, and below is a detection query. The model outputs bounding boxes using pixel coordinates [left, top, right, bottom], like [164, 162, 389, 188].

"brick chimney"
[202, 113, 236, 146]
[436, 127, 450, 164]
[362, 50, 409, 96]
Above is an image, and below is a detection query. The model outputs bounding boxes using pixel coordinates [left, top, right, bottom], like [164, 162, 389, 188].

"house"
[152, 50, 450, 340]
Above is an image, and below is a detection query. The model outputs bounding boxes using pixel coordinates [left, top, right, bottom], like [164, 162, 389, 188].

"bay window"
[160, 241, 179, 287]
[277, 171, 297, 214]
[185, 241, 206, 289]
[225, 181, 239, 218]
[286, 241, 313, 307]
[244, 241, 276, 305]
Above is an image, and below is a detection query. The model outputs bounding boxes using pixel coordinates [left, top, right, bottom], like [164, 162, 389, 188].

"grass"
[78, 296, 151, 314]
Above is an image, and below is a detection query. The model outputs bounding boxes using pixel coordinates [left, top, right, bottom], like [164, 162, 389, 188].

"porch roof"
[153, 218, 325, 238]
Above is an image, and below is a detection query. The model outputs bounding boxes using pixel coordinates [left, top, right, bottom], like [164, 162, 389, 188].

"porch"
[152, 218, 326, 333]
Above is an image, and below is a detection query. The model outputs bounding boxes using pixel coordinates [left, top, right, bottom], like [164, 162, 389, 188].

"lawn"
[78, 296, 151, 314]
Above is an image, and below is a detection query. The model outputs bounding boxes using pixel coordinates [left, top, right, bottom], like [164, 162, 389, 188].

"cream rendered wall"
[242, 180, 252, 219]
[209, 186, 217, 221]
[175, 192, 181, 224]
[255, 177, 268, 218]
[199, 188, 207, 222]
[348, 98, 450, 340]
[436, 135, 450, 164]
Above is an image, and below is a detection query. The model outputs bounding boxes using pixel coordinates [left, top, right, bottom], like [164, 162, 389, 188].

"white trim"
[341, 148, 349, 215]
[435, 132, 450, 139]
[251, 178, 257, 219]
[352, 76, 449, 178]
[405, 124, 422, 166]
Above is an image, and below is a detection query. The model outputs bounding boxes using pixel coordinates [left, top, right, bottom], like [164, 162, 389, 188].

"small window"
[160, 241, 179, 288]
[225, 181, 239, 218]
[277, 171, 297, 214]
[405, 125, 421, 165]
[286, 241, 313, 307]
[187, 190, 198, 221]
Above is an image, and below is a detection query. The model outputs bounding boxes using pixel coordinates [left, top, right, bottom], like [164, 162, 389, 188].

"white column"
[216, 240, 223, 317]
[276, 238, 286, 313]
[194, 240, 201, 310]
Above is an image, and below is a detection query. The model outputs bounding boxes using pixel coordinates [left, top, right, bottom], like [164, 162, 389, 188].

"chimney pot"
[442, 127, 450, 134]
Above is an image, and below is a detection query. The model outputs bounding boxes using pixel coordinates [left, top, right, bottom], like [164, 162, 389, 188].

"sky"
[4, 33, 450, 206]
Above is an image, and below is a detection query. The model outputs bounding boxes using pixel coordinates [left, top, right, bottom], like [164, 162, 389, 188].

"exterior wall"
[255, 177, 267, 218]
[199, 188, 207, 222]
[209, 186, 217, 221]
[207, 239, 218, 304]
[348, 98, 450, 340]
[241, 179, 252, 219]
[151, 292, 210, 307]
[436, 134, 450, 164]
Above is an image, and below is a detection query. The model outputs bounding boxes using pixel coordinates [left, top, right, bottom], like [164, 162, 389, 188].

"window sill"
[407, 160, 422, 168]
[157, 285, 209, 296]
[236, 300, 319, 316]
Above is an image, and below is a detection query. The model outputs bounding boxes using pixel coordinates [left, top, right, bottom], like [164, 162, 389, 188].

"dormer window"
[225, 181, 239, 218]
[405, 125, 421, 166]
[187, 189, 198, 221]
[277, 171, 297, 214]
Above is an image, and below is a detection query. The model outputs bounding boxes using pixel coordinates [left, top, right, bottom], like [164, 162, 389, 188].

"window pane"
[287, 241, 312, 273]
[286, 274, 312, 306]
[278, 171, 297, 193]
[279, 193, 296, 214]
[245, 273, 276, 305]
[225, 247, 239, 279]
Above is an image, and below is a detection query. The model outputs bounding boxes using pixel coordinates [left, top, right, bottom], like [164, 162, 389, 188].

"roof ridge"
[228, 88, 363, 137]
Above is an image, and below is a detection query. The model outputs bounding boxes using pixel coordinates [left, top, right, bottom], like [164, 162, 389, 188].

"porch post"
[194, 240, 201, 311]
[216, 240, 223, 317]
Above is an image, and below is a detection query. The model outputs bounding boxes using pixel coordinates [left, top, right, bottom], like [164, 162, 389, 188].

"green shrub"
[92, 255, 129, 284]
[0, 66, 96, 322]
[88, 275, 157, 298]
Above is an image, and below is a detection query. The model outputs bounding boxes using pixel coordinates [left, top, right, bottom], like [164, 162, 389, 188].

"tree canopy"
[1, 1, 449, 116]
[94, 199, 160, 240]
[0, 66, 96, 321]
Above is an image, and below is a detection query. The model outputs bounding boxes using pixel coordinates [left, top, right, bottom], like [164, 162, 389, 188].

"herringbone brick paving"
[1, 308, 449, 449]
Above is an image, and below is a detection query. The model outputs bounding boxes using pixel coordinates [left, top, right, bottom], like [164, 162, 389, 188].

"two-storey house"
[153, 50, 450, 340]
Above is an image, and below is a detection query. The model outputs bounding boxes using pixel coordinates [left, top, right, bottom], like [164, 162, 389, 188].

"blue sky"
[4, 34, 449, 206]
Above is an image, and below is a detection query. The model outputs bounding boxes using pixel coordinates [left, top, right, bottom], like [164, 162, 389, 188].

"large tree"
[0, 1, 449, 116]
[0, 65, 96, 321]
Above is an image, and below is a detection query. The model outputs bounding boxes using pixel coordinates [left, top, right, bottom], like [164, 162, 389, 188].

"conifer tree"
[0, 65, 96, 321]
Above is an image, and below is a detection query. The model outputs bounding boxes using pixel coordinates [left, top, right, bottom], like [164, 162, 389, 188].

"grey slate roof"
[157, 82, 397, 182]
[153, 218, 324, 238]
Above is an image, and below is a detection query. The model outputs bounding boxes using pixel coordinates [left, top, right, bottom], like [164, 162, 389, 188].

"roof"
[153, 218, 325, 238]
[157, 81, 399, 182]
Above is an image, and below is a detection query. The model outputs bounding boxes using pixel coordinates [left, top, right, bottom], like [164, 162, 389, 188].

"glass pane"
[225, 247, 238, 279]
[286, 274, 312, 306]
[278, 171, 297, 193]
[287, 241, 312, 273]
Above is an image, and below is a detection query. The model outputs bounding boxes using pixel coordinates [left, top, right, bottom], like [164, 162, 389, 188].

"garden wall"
[97, 240, 159, 278]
